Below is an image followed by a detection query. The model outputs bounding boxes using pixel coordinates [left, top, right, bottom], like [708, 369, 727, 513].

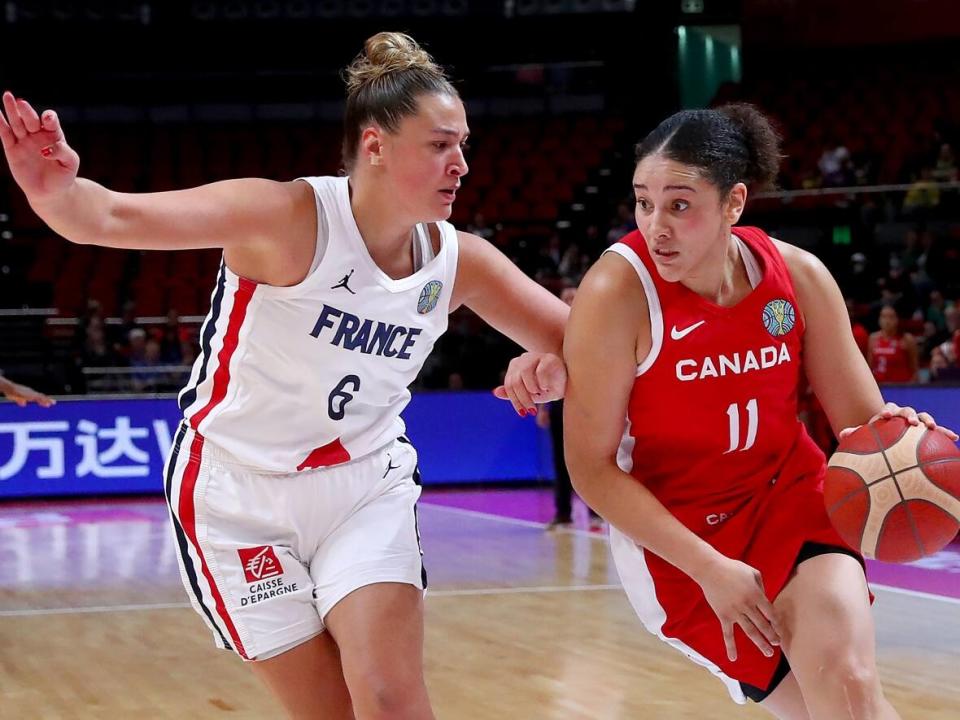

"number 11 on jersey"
[724, 398, 758, 454]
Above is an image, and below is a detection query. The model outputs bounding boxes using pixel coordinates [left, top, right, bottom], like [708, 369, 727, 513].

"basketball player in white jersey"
[1, 32, 566, 719]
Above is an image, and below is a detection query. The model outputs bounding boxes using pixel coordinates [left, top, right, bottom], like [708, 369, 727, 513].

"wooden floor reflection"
[0, 499, 957, 719]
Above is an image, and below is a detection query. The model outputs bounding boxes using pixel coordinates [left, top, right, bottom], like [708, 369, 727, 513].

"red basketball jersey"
[608, 227, 853, 695]
[870, 334, 914, 383]
[615, 227, 823, 532]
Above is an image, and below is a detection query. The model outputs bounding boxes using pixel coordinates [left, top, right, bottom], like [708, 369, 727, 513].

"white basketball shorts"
[163, 423, 425, 661]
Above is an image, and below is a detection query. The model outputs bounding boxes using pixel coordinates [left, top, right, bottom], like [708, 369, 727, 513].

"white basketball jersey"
[178, 175, 459, 472]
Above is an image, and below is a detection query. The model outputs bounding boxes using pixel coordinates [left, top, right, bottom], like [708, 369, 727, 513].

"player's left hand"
[493, 352, 566, 417]
[839, 402, 958, 442]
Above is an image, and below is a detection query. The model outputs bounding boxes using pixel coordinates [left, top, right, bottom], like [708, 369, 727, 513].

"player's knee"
[351, 668, 426, 718]
[818, 653, 883, 715]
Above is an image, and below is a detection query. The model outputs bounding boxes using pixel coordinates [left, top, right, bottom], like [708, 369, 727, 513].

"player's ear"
[724, 183, 747, 224]
[361, 125, 385, 167]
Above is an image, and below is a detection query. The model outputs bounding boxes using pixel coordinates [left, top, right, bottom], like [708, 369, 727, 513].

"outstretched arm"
[0, 92, 315, 284]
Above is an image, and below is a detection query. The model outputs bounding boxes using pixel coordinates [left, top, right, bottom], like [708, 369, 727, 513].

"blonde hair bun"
[345, 32, 438, 95]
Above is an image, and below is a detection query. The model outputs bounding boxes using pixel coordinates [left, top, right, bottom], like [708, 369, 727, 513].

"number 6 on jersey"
[328, 375, 360, 421]
[725, 398, 758, 454]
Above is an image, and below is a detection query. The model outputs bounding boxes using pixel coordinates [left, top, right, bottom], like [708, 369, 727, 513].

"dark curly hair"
[635, 103, 782, 196]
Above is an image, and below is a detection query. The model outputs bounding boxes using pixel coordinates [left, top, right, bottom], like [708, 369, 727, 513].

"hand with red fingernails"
[493, 351, 567, 417]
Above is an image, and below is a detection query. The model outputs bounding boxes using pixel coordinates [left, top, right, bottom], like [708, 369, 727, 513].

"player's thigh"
[775, 552, 876, 679]
[313, 440, 428, 693]
[325, 581, 427, 682]
[250, 631, 354, 720]
[759, 671, 811, 720]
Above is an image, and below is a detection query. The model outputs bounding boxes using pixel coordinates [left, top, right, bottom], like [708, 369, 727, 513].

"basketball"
[824, 417, 960, 563]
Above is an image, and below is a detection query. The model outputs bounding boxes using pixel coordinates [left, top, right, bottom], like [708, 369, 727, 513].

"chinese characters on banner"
[0, 399, 181, 497]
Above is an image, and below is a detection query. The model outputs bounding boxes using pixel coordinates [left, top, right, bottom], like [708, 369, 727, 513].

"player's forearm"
[29, 178, 116, 246]
[571, 464, 722, 581]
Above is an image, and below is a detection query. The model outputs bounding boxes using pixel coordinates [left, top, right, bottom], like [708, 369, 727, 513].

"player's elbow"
[565, 448, 603, 501]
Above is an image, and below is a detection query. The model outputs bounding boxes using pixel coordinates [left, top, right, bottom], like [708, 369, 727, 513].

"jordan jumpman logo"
[383, 454, 401, 478]
[331, 269, 356, 294]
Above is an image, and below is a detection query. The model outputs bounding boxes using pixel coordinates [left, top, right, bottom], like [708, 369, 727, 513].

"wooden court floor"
[0, 499, 957, 719]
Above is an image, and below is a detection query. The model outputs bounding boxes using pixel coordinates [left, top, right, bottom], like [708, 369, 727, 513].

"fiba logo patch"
[238, 546, 282, 582]
[762, 298, 796, 337]
[417, 280, 443, 314]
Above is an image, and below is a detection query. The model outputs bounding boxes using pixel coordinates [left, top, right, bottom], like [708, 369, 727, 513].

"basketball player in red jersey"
[562, 104, 957, 719]
[868, 305, 918, 383]
[1, 33, 564, 720]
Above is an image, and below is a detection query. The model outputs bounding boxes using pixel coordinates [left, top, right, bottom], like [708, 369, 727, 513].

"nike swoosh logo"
[670, 321, 706, 340]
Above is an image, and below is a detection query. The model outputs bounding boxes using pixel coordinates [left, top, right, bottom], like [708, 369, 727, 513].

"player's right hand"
[696, 556, 782, 662]
[0, 92, 80, 203]
[493, 351, 566, 416]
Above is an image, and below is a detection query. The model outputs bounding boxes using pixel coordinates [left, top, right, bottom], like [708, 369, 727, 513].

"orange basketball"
[824, 417, 960, 563]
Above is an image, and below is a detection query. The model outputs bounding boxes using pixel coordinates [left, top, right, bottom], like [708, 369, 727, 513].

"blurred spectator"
[918, 320, 942, 369]
[818, 143, 853, 187]
[82, 319, 118, 368]
[127, 328, 148, 364]
[942, 306, 960, 364]
[158, 309, 186, 364]
[929, 345, 960, 382]
[558, 242, 584, 281]
[851, 150, 878, 186]
[925, 290, 951, 334]
[931, 143, 958, 183]
[180, 332, 198, 366]
[845, 298, 869, 358]
[902, 167, 940, 217]
[845, 252, 876, 303]
[111, 300, 141, 359]
[897, 228, 922, 275]
[73, 298, 104, 353]
[130, 334, 164, 392]
[868, 305, 918, 384]
[606, 201, 636, 245]
[532, 234, 561, 281]
[881, 264, 919, 319]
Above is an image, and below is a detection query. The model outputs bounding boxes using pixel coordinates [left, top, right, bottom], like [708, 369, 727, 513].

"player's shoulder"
[579, 249, 647, 307]
[771, 237, 822, 275]
[770, 237, 839, 302]
[452, 230, 501, 279]
[455, 228, 486, 252]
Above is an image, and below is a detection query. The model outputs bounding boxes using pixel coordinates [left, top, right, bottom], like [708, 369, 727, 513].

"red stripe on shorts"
[179, 432, 249, 659]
